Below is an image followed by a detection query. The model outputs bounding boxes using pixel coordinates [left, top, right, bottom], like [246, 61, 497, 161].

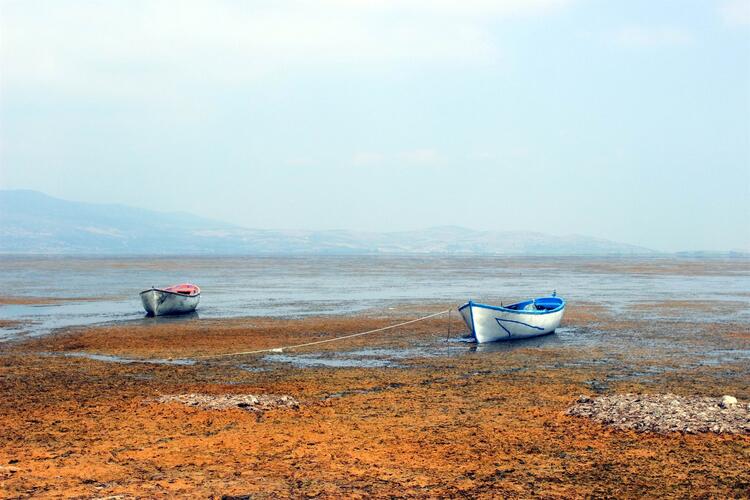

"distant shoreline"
[1, 252, 748, 258]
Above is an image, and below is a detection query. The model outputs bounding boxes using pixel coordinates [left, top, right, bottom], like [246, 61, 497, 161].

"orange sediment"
[0, 296, 100, 306]
[0, 310, 748, 498]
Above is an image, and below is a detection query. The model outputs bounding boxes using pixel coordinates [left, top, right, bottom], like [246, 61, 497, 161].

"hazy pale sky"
[1, 0, 749, 251]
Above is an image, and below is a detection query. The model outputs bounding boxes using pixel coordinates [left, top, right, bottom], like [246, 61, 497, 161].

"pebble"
[720, 395, 737, 408]
[567, 393, 750, 434]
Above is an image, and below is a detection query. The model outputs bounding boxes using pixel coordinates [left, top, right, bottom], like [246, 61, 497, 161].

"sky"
[0, 0, 748, 252]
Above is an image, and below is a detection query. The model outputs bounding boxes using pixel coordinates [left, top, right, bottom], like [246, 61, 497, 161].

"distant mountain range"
[0, 189, 660, 255]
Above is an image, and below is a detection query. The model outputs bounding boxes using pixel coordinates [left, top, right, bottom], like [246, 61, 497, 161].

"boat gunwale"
[139, 288, 201, 298]
[458, 297, 565, 315]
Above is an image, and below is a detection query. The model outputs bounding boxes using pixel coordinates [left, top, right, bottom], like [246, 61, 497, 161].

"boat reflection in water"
[471, 333, 564, 353]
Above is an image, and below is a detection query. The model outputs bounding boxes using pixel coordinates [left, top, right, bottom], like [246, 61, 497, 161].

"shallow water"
[1, 255, 749, 341]
[262, 353, 396, 368]
[50, 351, 196, 366]
[259, 344, 455, 369]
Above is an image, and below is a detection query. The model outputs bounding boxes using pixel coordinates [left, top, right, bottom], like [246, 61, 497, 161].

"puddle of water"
[261, 342, 463, 369]
[327, 382, 406, 399]
[237, 364, 269, 373]
[345, 346, 445, 359]
[262, 353, 395, 368]
[0, 303, 202, 342]
[698, 349, 750, 366]
[55, 352, 196, 366]
[466, 326, 600, 353]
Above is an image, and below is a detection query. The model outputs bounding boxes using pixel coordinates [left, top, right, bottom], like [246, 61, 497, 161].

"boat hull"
[140, 289, 200, 316]
[458, 299, 565, 343]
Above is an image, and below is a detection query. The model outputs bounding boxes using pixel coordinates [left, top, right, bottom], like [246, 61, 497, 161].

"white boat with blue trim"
[458, 294, 565, 343]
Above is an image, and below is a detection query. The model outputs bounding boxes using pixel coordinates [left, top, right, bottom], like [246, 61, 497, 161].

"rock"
[157, 393, 300, 412]
[566, 393, 749, 435]
[719, 395, 737, 408]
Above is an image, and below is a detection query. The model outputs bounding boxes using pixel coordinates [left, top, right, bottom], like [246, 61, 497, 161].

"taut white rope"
[198, 309, 451, 359]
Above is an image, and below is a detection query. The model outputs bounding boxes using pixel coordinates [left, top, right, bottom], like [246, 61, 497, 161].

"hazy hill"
[0, 190, 657, 255]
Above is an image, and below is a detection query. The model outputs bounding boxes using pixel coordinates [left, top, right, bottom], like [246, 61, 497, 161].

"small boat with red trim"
[140, 283, 201, 316]
[458, 292, 565, 343]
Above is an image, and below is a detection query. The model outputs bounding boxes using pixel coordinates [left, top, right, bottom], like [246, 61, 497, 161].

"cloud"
[720, 0, 750, 26]
[612, 26, 693, 48]
[352, 152, 385, 167]
[0, 0, 573, 96]
[285, 157, 318, 168]
[327, 0, 571, 17]
[400, 148, 443, 166]
[350, 149, 444, 167]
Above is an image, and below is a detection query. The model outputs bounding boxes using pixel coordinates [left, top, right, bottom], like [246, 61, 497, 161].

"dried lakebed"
[1, 303, 749, 497]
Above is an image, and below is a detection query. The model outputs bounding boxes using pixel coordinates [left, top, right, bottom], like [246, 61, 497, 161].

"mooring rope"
[198, 308, 452, 359]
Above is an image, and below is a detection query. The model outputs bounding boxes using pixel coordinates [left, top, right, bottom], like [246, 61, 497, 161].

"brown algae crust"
[0, 310, 749, 498]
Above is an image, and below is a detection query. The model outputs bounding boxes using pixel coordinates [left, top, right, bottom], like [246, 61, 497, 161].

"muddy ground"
[0, 305, 749, 498]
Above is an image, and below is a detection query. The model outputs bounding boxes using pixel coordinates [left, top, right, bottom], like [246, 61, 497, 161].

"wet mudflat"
[1, 301, 749, 498]
[3, 255, 749, 341]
